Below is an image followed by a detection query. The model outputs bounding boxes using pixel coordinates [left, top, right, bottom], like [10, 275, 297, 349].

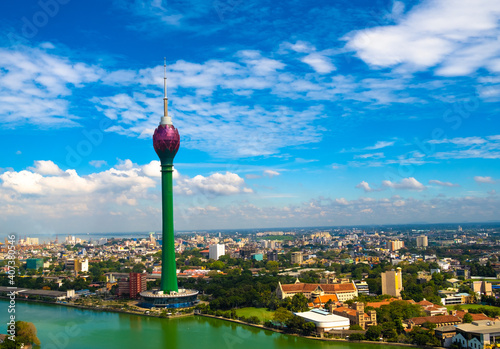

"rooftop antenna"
[160, 57, 172, 126]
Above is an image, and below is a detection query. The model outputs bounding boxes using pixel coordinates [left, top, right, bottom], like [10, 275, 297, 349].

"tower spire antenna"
[164, 57, 167, 99]
[160, 57, 172, 126]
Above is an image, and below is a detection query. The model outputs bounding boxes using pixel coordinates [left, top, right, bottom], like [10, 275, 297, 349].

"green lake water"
[1, 300, 407, 349]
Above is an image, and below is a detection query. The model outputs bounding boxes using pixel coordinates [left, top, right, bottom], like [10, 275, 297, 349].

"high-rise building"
[381, 267, 403, 297]
[472, 281, 493, 298]
[118, 277, 130, 297]
[75, 258, 89, 273]
[389, 240, 404, 251]
[291, 251, 303, 265]
[139, 60, 198, 308]
[416, 235, 428, 248]
[239, 246, 256, 259]
[65, 258, 88, 273]
[149, 232, 156, 246]
[209, 244, 225, 260]
[129, 273, 147, 299]
[267, 250, 278, 261]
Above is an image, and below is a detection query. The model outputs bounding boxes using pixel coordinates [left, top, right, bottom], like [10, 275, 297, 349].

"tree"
[210, 261, 225, 271]
[289, 294, 309, 312]
[1, 321, 42, 348]
[132, 263, 146, 273]
[365, 325, 382, 341]
[349, 324, 364, 331]
[463, 313, 473, 323]
[422, 321, 436, 330]
[246, 316, 261, 325]
[302, 322, 316, 336]
[273, 307, 292, 325]
[266, 261, 279, 272]
[349, 333, 365, 341]
[408, 327, 440, 347]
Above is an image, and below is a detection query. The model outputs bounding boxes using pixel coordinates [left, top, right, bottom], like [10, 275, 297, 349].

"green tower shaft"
[160, 163, 178, 293]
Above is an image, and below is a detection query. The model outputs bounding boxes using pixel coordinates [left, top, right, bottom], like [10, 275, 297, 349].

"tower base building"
[140, 289, 199, 308]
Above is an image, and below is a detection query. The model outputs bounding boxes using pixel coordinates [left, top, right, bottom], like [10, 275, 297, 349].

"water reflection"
[2, 301, 409, 349]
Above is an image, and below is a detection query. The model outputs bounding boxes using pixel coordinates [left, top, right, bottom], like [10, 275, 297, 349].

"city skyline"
[1, 0, 500, 234]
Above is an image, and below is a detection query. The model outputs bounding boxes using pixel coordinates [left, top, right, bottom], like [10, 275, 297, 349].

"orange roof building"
[330, 302, 377, 330]
[276, 280, 358, 302]
[406, 315, 462, 329]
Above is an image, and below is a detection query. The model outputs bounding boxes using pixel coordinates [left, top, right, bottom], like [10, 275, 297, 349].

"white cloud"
[301, 53, 335, 74]
[344, 0, 500, 76]
[429, 179, 460, 187]
[280, 41, 316, 54]
[0, 45, 102, 127]
[89, 160, 108, 168]
[474, 176, 496, 184]
[431, 135, 500, 160]
[0, 164, 156, 197]
[113, 0, 209, 30]
[263, 170, 280, 178]
[175, 172, 253, 196]
[95, 91, 325, 158]
[355, 181, 375, 193]
[364, 141, 395, 150]
[354, 152, 384, 159]
[429, 137, 488, 146]
[28, 160, 63, 175]
[382, 177, 426, 191]
[356, 179, 425, 193]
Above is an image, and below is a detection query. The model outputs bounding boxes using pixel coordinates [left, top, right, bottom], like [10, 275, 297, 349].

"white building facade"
[209, 244, 225, 260]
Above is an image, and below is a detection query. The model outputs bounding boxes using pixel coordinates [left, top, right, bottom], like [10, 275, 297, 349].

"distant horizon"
[9, 221, 500, 240]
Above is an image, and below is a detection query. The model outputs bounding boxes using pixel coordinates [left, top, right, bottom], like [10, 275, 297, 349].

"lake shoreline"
[2, 297, 438, 349]
[196, 313, 422, 347]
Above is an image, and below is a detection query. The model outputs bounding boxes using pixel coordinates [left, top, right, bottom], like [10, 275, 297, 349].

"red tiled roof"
[326, 283, 357, 292]
[332, 306, 357, 317]
[455, 311, 494, 321]
[366, 298, 408, 308]
[410, 315, 461, 325]
[280, 282, 356, 293]
[418, 300, 435, 307]
[312, 294, 339, 303]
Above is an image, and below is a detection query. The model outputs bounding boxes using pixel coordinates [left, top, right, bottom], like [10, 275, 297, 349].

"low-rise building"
[309, 294, 340, 309]
[354, 280, 370, 296]
[294, 308, 350, 334]
[452, 320, 500, 349]
[26, 258, 43, 270]
[330, 302, 377, 330]
[276, 280, 358, 302]
[406, 315, 461, 329]
[435, 325, 457, 347]
[417, 300, 448, 316]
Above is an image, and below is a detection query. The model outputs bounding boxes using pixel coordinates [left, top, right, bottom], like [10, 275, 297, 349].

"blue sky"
[0, 0, 499, 235]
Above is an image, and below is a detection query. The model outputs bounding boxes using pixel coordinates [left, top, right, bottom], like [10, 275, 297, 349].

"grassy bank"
[445, 304, 499, 311]
[234, 307, 275, 322]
